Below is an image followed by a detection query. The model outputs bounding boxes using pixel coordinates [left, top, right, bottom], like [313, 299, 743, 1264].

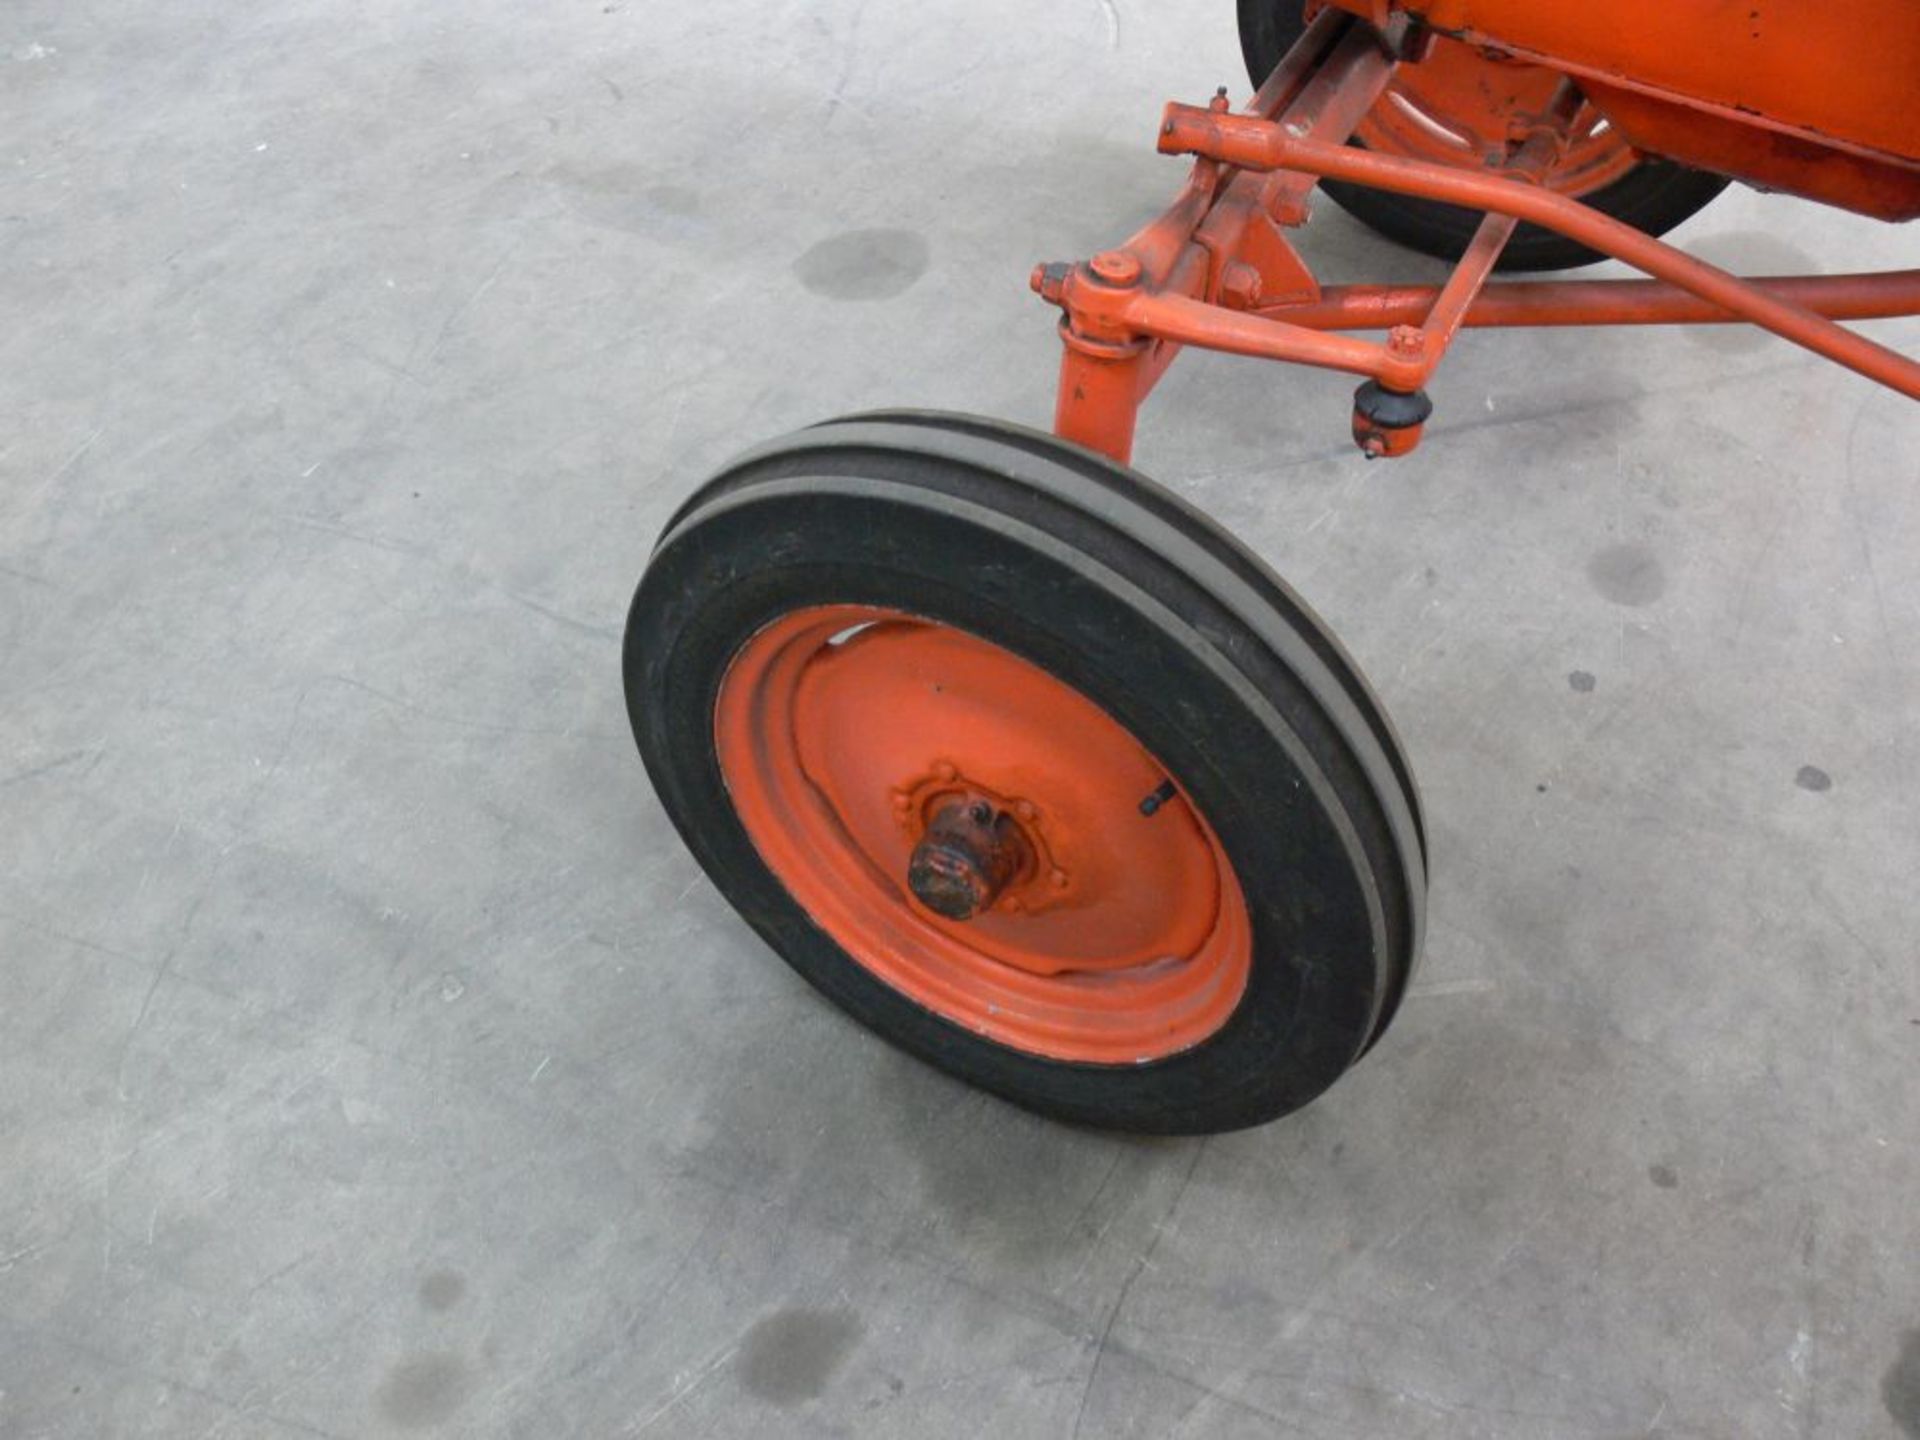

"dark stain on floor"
[419, 1269, 466, 1311]
[736, 1308, 864, 1405]
[375, 1353, 470, 1429]
[792, 229, 928, 301]
[1587, 542, 1667, 607]
[1885, 1329, 1920, 1438]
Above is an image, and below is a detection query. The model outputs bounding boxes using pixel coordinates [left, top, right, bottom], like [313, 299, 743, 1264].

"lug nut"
[1387, 325, 1426, 358]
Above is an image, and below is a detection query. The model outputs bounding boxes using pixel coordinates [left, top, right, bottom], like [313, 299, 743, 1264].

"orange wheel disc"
[714, 606, 1254, 1065]
[629, 411, 1426, 1131]
[1354, 33, 1636, 196]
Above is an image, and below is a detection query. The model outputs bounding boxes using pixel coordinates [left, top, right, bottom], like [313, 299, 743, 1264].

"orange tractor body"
[1322, 0, 1920, 219]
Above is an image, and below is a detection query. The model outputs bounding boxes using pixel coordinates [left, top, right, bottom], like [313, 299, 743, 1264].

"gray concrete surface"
[3, 1, 1917, 1436]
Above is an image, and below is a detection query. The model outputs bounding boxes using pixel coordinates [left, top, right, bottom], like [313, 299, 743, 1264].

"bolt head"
[1220, 261, 1262, 310]
[1089, 250, 1142, 288]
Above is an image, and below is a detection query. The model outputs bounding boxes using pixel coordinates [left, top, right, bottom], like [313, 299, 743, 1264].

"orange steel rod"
[1416, 213, 1516, 355]
[1236, 16, 1387, 222]
[1119, 291, 1392, 377]
[1398, 84, 1579, 384]
[1158, 108, 1920, 401]
[1268, 271, 1920, 331]
[1250, 6, 1352, 118]
[1120, 159, 1226, 293]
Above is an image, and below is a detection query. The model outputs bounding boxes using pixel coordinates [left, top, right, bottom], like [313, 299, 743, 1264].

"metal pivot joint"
[1352, 380, 1434, 458]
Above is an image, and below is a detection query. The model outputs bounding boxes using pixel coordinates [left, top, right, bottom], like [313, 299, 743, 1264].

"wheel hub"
[711, 604, 1254, 1062]
[906, 796, 1030, 920]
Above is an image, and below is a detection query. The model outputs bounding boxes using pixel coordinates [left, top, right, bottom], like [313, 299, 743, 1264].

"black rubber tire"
[624, 412, 1426, 1133]
[1236, 1, 1729, 271]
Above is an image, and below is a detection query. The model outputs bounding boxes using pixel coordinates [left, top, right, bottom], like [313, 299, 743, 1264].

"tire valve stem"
[1138, 779, 1177, 817]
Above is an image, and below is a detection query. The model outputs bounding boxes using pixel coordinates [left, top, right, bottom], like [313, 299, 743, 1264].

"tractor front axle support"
[1031, 11, 1920, 466]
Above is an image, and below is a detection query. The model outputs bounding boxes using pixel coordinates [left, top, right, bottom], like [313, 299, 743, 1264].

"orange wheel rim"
[1356, 34, 1637, 196]
[714, 606, 1253, 1064]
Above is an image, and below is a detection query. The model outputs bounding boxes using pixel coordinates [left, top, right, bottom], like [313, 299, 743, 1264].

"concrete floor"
[3, 1, 1917, 1435]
